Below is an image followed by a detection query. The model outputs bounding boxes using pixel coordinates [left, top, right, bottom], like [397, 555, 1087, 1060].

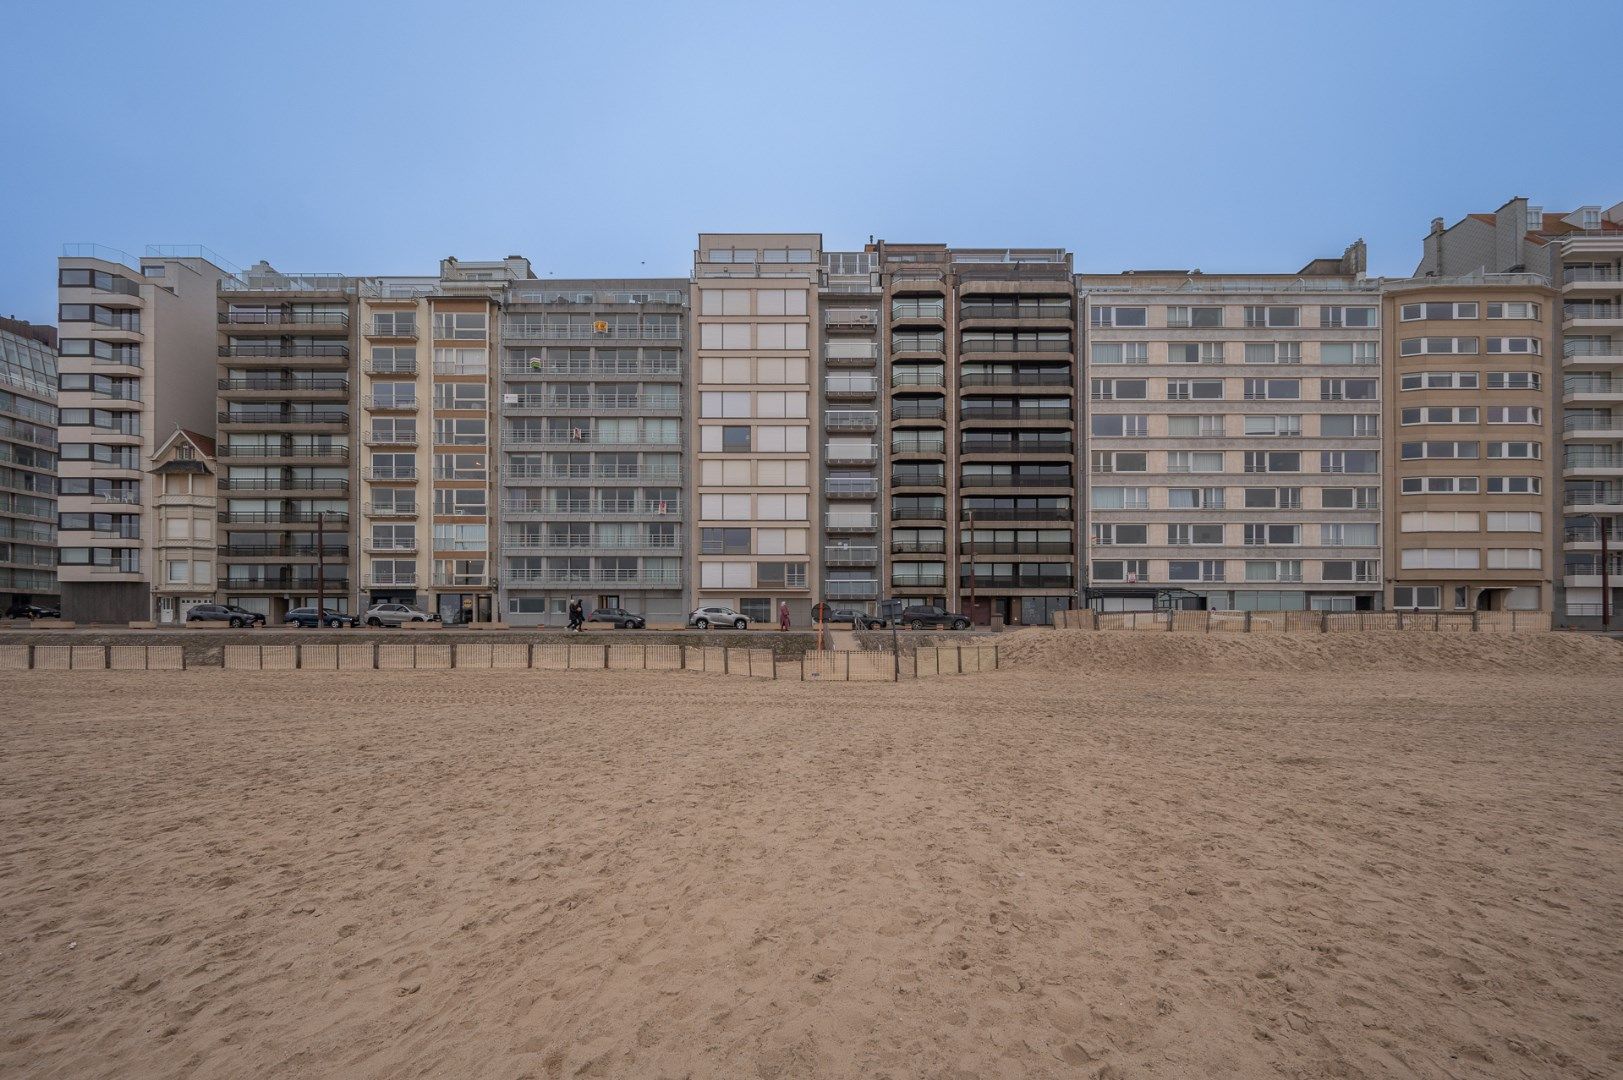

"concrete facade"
[0, 318, 59, 611]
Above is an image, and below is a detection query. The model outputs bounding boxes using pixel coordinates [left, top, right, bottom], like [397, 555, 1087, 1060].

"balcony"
[364, 322, 418, 339]
[365, 503, 419, 519]
[892, 471, 946, 488]
[1564, 305, 1623, 327]
[824, 309, 879, 330]
[220, 544, 347, 558]
[959, 541, 1073, 556]
[959, 473, 1074, 489]
[959, 574, 1074, 589]
[363, 539, 419, 555]
[217, 477, 349, 494]
[365, 430, 418, 447]
[823, 546, 878, 566]
[1565, 488, 1623, 513]
[501, 569, 684, 588]
[1563, 378, 1623, 404]
[218, 510, 351, 525]
[825, 442, 878, 464]
[892, 440, 947, 456]
[1565, 453, 1623, 476]
[825, 409, 878, 432]
[365, 396, 419, 411]
[893, 576, 947, 591]
[1563, 342, 1623, 368]
[824, 342, 880, 366]
[825, 374, 879, 399]
[217, 444, 349, 462]
[218, 376, 349, 396]
[1563, 267, 1622, 287]
[960, 371, 1072, 388]
[221, 578, 351, 592]
[959, 405, 1074, 422]
[824, 511, 879, 533]
[363, 359, 418, 376]
[501, 431, 681, 450]
[219, 410, 349, 428]
[504, 500, 681, 520]
[825, 476, 880, 498]
[1563, 416, 1623, 438]
[219, 311, 351, 330]
[217, 344, 351, 364]
[504, 536, 681, 554]
[362, 573, 419, 588]
[362, 467, 418, 482]
[961, 439, 1075, 456]
[504, 395, 680, 416]
[891, 402, 946, 422]
[501, 323, 682, 343]
[502, 465, 681, 484]
[823, 579, 879, 599]
[959, 507, 1072, 522]
[500, 358, 683, 379]
[891, 506, 948, 521]
[892, 539, 947, 554]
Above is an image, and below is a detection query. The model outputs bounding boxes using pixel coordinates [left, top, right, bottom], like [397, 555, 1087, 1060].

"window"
[1090, 379, 1148, 400]
[432, 523, 488, 551]
[1091, 523, 1148, 546]
[1246, 412, 1298, 435]
[1400, 476, 1479, 495]
[432, 347, 487, 374]
[1486, 548, 1542, 569]
[1167, 378, 1224, 400]
[1091, 560, 1149, 581]
[1401, 406, 1478, 425]
[1320, 414, 1378, 437]
[1394, 586, 1441, 610]
[1322, 523, 1378, 547]
[1167, 343, 1225, 365]
[1486, 511, 1541, 531]
[433, 453, 486, 480]
[1090, 414, 1148, 437]
[1486, 441, 1541, 459]
[1320, 306, 1377, 328]
[432, 488, 487, 516]
[1487, 372, 1540, 390]
[1320, 486, 1377, 509]
[1399, 548, 1480, 569]
[699, 392, 752, 418]
[1400, 371, 1478, 390]
[370, 381, 416, 408]
[1244, 306, 1299, 328]
[1322, 560, 1379, 582]
[1168, 487, 1224, 509]
[1320, 342, 1379, 365]
[1244, 560, 1302, 582]
[433, 418, 485, 445]
[1168, 414, 1224, 437]
[1320, 450, 1378, 473]
[1090, 451, 1147, 474]
[1168, 560, 1225, 582]
[1243, 524, 1301, 546]
[1400, 337, 1479, 355]
[432, 312, 487, 340]
[434, 382, 485, 409]
[1319, 378, 1377, 401]
[1166, 451, 1224, 473]
[1487, 302, 1540, 320]
[371, 311, 416, 336]
[1486, 476, 1540, 494]
[1244, 343, 1302, 365]
[1167, 523, 1225, 545]
[1243, 451, 1299, 473]
[1400, 441, 1478, 460]
[1166, 306, 1223, 328]
[1243, 487, 1301, 509]
[1089, 306, 1146, 327]
[1090, 486, 1148, 510]
[1487, 337, 1540, 354]
[1090, 342, 1148, 365]
[1401, 511, 1479, 533]
[1487, 406, 1541, 424]
[1400, 302, 1478, 321]
[1243, 378, 1300, 400]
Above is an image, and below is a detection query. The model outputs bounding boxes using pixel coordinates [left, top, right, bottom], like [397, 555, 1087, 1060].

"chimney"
[1430, 218, 1445, 236]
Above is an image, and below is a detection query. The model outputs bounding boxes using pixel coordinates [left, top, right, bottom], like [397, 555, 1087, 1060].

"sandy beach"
[2, 634, 1620, 1078]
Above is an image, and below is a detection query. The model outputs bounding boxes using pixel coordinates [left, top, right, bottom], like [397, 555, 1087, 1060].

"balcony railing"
[825, 375, 880, 396]
[220, 544, 348, 558]
[222, 578, 351, 591]
[362, 573, 419, 587]
[890, 506, 948, 521]
[219, 311, 350, 327]
[825, 512, 879, 531]
[823, 579, 879, 598]
[892, 472, 946, 487]
[825, 443, 879, 463]
[825, 409, 878, 431]
[1565, 488, 1623, 506]
[959, 574, 1075, 589]
[959, 507, 1072, 522]
[502, 465, 681, 482]
[502, 569, 683, 586]
[825, 477, 880, 497]
[365, 430, 418, 445]
[500, 359, 683, 378]
[892, 576, 948, 590]
[892, 440, 947, 455]
[218, 344, 350, 359]
[219, 410, 349, 425]
[504, 536, 680, 552]
[362, 540, 418, 553]
[501, 323, 682, 341]
[960, 405, 1074, 421]
[366, 503, 418, 518]
[217, 444, 349, 460]
[892, 403, 946, 421]
[960, 541, 1074, 556]
[218, 377, 349, 393]
[364, 323, 418, 339]
[960, 371, 1072, 388]
[1564, 305, 1622, 321]
[503, 500, 680, 518]
[823, 546, 878, 566]
[364, 397, 419, 411]
[824, 309, 879, 329]
[363, 360, 418, 376]
[1564, 267, 1622, 284]
[217, 478, 349, 492]
[1564, 417, 1623, 433]
[959, 473, 1074, 488]
[892, 540, 947, 554]
[504, 395, 680, 413]
[961, 440, 1075, 455]
[824, 342, 880, 365]
[218, 511, 352, 524]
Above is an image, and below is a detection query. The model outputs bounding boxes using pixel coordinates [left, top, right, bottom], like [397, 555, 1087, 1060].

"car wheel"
[911, 620, 926, 631]
[367, 617, 382, 626]
[733, 619, 747, 630]
[952, 619, 969, 631]
[695, 618, 709, 630]
[229, 617, 244, 628]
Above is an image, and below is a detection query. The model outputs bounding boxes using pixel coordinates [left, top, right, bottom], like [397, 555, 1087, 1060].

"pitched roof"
[177, 428, 216, 456]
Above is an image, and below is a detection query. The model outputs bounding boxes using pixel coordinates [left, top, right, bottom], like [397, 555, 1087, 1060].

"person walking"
[778, 600, 790, 632]
[568, 599, 583, 632]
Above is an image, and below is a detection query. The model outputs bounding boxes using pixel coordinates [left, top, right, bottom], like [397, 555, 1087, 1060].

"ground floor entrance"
[156, 594, 214, 624]
[435, 592, 493, 625]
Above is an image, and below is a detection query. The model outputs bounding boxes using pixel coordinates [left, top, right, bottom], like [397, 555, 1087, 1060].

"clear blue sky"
[3, 0, 1618, 325]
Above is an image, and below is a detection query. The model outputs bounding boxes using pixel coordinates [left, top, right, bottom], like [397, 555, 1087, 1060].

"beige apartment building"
[817, 251, 884, 609]
[1379, 277, 1558, 612]
[1417, 196, 1623, 623]
[690, 234, 820, 625]
[1078, 246, 1385, 613]
[56, 245, 225, 622]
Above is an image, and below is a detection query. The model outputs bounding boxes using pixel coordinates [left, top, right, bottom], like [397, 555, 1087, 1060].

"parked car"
[6, 602, 61, 620]
[812, 603, 885, 630]
[364, 603, 439, 627]
[899, 604, 971, 631]
[284, 606, 360, 629]
[185, 603, 266, 628]
[686, 605, 750, 630]
[589, 607, 646, 629]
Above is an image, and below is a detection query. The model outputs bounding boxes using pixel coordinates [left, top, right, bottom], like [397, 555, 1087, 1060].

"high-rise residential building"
[496, 276, 686, 627]
[1379, 274, 1558, 614]
[1078, 245, 1386, 614]
[1414, 195, 1619, 623]
[149, 428, 217, 622]
[215, 264, 357, 620]
[56, 245, 226, 622]
[876, 243, 1079, 626]
[690, 234, 821, 626]
[0, 317, 60, 613]
[818, 250, 883, 610]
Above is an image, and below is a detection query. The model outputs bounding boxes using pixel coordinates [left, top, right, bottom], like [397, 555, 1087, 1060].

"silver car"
[686, 605, 750, 630]
[364, 603, 439, 627]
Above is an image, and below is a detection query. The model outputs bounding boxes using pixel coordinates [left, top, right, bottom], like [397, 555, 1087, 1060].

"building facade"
[690, 234, 821, 625]
[56, 246, 224, 622]
[0, 317, 59, 613]
[149, 428, 217, 622]
[496, 276, 686, 626]
[1078, 247, 1385, 613]
[817, 251, 884, 610]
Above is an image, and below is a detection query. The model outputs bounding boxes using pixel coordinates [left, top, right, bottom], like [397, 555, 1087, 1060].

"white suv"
[687, 605, 750, 630]
[364, 603, 439, 627]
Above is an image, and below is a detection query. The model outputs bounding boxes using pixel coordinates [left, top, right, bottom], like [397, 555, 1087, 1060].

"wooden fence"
[1052, 609, 1554, 633]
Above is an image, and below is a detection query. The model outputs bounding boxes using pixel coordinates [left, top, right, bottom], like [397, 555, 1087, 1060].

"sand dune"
[1, 644, 1620, 1078]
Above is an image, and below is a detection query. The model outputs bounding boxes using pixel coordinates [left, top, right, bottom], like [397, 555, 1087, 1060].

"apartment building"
[874, 243, 1079, 626]
[690, 234, 820, 625]
[0, 317, 59, 612]
[818, 251, 884, 610]
[1418, 196, 1623, 623]
[497, 276, 686, 627]
[56, 245, 224, 622]
[149, 428, 217, 622]
[1078, 246, 1386, 613]
[215, 264, 357, 620]
[1379, 275, 1558, 613]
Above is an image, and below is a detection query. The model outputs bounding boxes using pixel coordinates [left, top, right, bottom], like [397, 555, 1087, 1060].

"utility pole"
[315, 511, 326, 625]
